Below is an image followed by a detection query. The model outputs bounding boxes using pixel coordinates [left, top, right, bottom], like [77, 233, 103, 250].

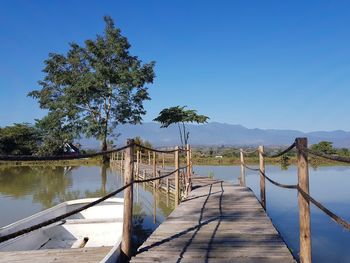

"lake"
[195, 164, 350, 263]
[0, 164, 349, 262]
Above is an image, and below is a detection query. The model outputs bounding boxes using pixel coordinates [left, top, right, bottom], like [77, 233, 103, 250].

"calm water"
[194, 165, 350, 263]
[0, 165, 349, 262]
[0, 165, 174, 252]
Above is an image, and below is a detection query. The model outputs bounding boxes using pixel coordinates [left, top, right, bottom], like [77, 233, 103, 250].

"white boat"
[0, 198, 124, 263]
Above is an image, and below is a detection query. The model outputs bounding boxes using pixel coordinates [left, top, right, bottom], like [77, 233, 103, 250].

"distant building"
[214, 155, 223, 158]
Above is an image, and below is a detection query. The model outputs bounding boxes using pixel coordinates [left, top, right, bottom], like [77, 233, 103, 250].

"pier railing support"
[259, 145, 266, 210]
[240, 149, 246, 187]
[136, 150, 140, 179]
[186, 144, 192, 194]
[296, 138, 312, 263]
[153, 152, 157, 188]
[175, 146, 180, 206]
[121, 139, 134, 260]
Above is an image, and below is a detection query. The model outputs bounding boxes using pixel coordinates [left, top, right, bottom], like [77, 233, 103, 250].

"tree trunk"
[101, 136, 109, 164]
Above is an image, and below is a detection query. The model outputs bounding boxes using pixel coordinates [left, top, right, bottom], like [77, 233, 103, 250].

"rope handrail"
[243, 163, 298, 189]
[0, 144, 131, 161]
[303, 147, 350, 164]
[297, 187, 350, 230]
[262, 142, 296, 158]
[0, 141, 189, 162]
[241, 149, 259, 155]
[134, 143, 187, 154]
[244, 163, 350, 230]
[0, 165, 189, 244]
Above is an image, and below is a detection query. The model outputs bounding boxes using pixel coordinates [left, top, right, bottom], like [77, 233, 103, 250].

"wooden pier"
[131, 176, 296, 263]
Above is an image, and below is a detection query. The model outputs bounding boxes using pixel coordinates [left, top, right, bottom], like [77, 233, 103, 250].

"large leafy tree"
[153, 106, 209, 146]
[29, 16, 155, 157]
[0, 123, 41, 155]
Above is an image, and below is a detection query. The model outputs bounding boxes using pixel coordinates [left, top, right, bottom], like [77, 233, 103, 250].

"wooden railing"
[0, 139, 192, 262]
[240, 137, 350, 263]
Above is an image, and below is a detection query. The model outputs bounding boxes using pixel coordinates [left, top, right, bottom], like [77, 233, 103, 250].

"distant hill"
[79, 122, 350, 149]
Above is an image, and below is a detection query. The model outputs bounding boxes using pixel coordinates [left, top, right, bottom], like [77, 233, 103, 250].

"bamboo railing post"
[121, 139, 134, 260]
[296, 138, 312, 263]
[186, 144, 192, 193]
[259, 145, 266, 210]
[153, 151, 157, 188]
[175, 146, 180, 206]
[240, 149, 246, 187]
[148, 151, 151, 165]
[162, 153, 165, 168]
[136, 150, 140, 179]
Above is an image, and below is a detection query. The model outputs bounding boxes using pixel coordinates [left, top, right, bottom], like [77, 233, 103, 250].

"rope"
[0, 145, 130, 161]
[0, 183, 132, 243]
[243, 163, 298, 189]
[242, 163, 259, 171]
[135, 143, 188, 153]
[262, 142, 296, 158]
[0, 142, 187, 162]
[0, 165, 189, 243]
[297, 187, 350, 230]
[135, 165, 189, 184]
[303, 148, 350, 164]
[241, 149, 259, 155]
[244, 163, 350, 230]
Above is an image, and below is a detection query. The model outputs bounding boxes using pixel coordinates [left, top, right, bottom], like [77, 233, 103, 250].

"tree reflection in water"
[0, 164, 176, 252]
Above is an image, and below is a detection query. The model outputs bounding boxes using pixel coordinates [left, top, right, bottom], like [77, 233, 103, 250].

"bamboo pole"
[296, 137, 312, 263]
[162, 153, 165, 168]
[153, 151, 157, 188]
[175, 146, 180, 206]
[121, 139, 134, 260]
[136, 150, 140, 179]
[259, 145, 266, 210]
[186, 144, 192, 193]
[240, 149, 246, 187]
[148, 151, 151, 165]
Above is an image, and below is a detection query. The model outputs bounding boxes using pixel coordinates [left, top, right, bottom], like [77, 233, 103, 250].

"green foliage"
[153, 106, 209, 146]
[0, 123, 41, 155]
[311, 141, 336, 155]
[28, 16, 155, 152]
[337, 148, 350, 156]
[134, 136, 153, 152]
[35, 113, 76, 156]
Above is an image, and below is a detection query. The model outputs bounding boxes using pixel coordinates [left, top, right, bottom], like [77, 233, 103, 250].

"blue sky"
[1, 0, 350, 132]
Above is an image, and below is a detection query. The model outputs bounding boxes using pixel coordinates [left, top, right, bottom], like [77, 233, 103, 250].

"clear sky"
[1, 0, 350, 132]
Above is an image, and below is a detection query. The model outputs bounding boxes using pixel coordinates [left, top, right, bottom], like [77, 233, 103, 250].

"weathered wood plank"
[131, 177, 296, 263]
[0, 246, 113, 263]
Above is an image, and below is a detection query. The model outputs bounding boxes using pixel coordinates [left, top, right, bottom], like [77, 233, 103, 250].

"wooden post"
[186, 144, 192, 193]
[121, 139, 134, 260]
[162, 153, 165, 168]
[240, 149, 246, 187]
[295, 138, 312, 263]
[157, 170, 161, 188]
[259, 145, 266, 210]
[296, 138, 312, 263]
[175, 146, 180, 206]
[148, 151, 151, 165]
[136, 150, 140, 179]
[153, 152, 157, 188]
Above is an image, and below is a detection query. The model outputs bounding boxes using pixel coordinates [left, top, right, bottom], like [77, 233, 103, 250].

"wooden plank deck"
[131, 177, 296, 263]
[0, 246, 113, 263]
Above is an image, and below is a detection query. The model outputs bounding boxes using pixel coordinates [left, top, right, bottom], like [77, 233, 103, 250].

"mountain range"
[79, 122, 350, 149]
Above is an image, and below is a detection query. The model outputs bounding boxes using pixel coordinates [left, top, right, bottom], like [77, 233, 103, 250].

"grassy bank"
[0, 157, 102, 167]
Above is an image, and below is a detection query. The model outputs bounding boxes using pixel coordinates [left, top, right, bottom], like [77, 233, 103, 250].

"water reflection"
[0, 165, 175, 252]
[193, 165, 350, 263]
